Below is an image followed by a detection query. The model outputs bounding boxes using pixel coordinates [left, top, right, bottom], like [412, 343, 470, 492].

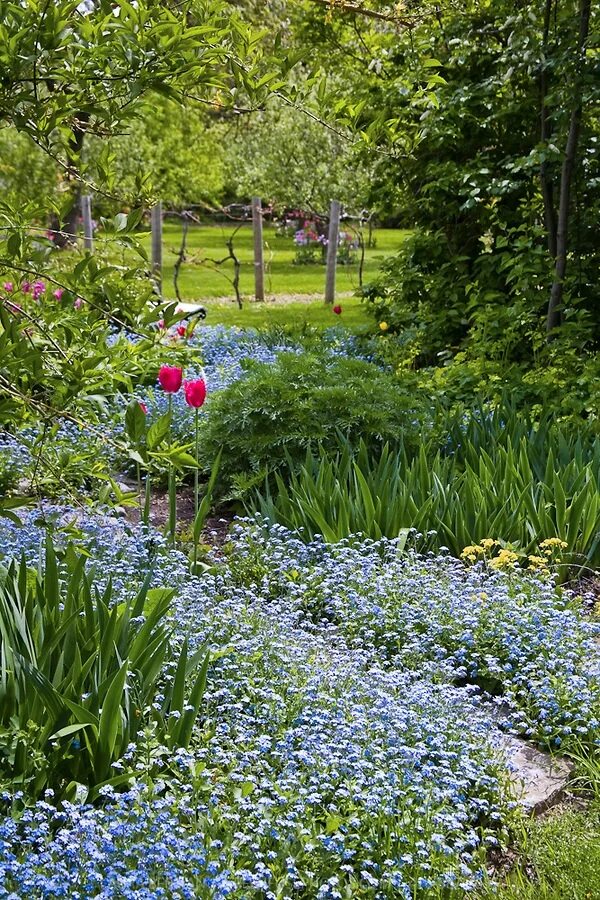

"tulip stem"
[193, 408, 200, 570]
[143, 472, 151, 527]
[194, 409, 199, 518]
[168, 394, 177, 544]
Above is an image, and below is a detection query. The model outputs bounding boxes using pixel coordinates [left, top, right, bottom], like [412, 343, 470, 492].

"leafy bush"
[200, 351, 431, 492]
[361, 229, 472, 363]
[0, 538, 208, 801]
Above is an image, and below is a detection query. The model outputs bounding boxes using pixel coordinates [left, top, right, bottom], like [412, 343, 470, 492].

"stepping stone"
[498, 735, 574, 814]
[471, 695, 574, 814]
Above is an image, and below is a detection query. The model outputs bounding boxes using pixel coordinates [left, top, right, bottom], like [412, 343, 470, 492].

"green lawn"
[195, 294, 372, 330]
[138, 222, 409, 304]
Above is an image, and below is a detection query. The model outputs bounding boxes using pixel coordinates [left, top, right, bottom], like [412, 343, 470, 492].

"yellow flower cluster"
[460, 539, 498, 563]
[539, 538, 568, 553]
[460, 538, 567, 576]
[527, 555, 549, 571]
[489, 549, 520, 571]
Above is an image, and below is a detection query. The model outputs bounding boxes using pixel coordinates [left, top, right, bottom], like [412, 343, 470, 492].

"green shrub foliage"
[200, 352, 431, 493]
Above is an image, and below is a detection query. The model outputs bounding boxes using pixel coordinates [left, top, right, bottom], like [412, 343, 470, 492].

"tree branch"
[305, 0, 416, 26]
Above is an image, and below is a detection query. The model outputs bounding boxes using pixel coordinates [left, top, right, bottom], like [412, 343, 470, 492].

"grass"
[196, 294, 372, 329]
[481, 803, 600, 900]
[134, 222, 410, 303]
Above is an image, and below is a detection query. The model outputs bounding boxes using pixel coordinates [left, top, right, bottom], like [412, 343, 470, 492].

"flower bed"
[0, 508, 519, 898]
[2, 509, 600, 896]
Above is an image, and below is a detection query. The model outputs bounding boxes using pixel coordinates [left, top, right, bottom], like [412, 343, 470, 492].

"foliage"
[88, 97, 226, 212]
[0, 0, 284, 437]
[223, 99, 373, 213]
[254, 407, 600, 579]
[0, 537, 208, 801]
[198, 351, 431, 492]
[305, 0, 600, 356]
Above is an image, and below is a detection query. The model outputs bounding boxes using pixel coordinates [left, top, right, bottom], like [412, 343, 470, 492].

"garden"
[1, 2, 600, 899]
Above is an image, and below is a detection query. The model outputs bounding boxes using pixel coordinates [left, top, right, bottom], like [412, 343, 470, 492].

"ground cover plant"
[0, 506, 593, 897]
[0, 509, 598, 896]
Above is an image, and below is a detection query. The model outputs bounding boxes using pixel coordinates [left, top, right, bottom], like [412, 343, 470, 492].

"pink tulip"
[184, 378, 207, 409]
[158, 365, 183, 393]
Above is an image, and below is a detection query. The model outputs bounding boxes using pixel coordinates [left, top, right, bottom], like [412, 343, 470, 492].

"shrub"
[200, 351, 431, 493]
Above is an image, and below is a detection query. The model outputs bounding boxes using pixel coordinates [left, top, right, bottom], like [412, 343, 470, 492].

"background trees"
[303, 0, 600, 360]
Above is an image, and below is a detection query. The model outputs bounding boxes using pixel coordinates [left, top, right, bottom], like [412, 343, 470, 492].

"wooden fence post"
[325, 199, 341, 304]
[151, 202, 163, 294]
[81, 194, 94, 252]
[252, 196, 265, 301]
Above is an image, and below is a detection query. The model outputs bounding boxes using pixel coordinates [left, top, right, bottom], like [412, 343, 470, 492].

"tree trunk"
[546, 0, 591, 336]
[539, 0, 557, 260]
[51, 114, 88, 248]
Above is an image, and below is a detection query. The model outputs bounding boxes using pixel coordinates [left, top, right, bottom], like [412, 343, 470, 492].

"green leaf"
[147, 412, 171, 450]
[125, 398, 146, 444]
[97, 659, 129, 774]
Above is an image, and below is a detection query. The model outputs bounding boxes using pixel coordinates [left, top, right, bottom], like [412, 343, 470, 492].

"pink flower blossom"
[21, 281, 32, 294]
[184, 378, 207, 409]
[32, 280, 46, 301]
[158, 365, 183, 393]
[73, 297, 84, 310]
[3, 282, 13, 293]
[53, 288, 64, 301]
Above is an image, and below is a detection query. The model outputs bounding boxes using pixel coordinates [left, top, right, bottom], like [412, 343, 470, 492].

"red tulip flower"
[184, 378, 207, 409]
[177, 325, 186, 337]
[138, 401, 148, 415]
[333, 304, 342, 315]
[158, 365, 183, 393]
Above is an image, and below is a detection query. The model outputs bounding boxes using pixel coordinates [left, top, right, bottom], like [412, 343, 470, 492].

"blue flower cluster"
[0, 508, 522, 898]
[2, 326, 378, 489]
[0, 505, 183, 598]
[0, 432, 29, 491]
[228, 521, 600, 749]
